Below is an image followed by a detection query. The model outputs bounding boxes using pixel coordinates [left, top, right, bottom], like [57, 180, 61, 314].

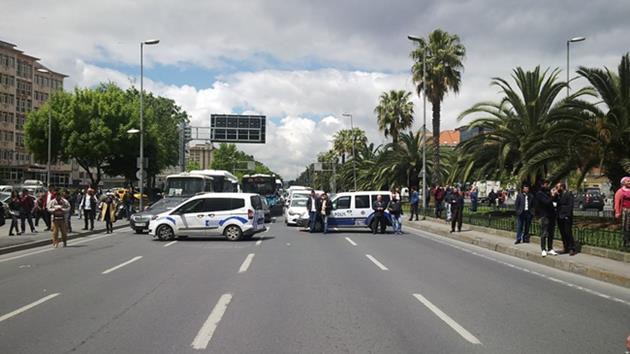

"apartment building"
[189, 143, 213, 169]
[0, 40, 69, 185]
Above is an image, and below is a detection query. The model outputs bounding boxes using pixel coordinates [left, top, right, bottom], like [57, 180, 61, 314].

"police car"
[296, 191, 393, 231]
[148, 193, 266, 241]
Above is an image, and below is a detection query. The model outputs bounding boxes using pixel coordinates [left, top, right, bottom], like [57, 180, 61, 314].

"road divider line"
[412, 293, 481, 345]
[345, 237, 357, 246]
[191, 293, 233, 350]
[163, 241, 177, 248]
[365, 254, 388, 270]
[238, 253, 255, 273]
[0, 293, 60, 323]
[102, 256, 143, 274]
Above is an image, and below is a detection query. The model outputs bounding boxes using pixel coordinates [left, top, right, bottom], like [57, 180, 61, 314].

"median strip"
[0, 293, 60, 323]
[102, 256, 143, 274]
[365, 254, 388, 270]
[412, 293, 481, 345]
[191, 293, 233, 350]
[238, 253, 255, 273]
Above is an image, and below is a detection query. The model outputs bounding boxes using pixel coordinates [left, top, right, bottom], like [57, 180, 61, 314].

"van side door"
[330, 195, 352, 226]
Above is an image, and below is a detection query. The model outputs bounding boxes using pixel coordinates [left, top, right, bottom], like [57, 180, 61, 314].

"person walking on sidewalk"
[42, 185, 56, 231]
[63, 190, 75, 233]
[8, 191, 22, 236]
[372, 194, 387, 234]
[48, 191, 70, 248]
[535, 180, 558, 257]
[320, 192, 332, 234]
[19, 189, 36, 234]
[99, 193, 117, 234]
[306, 190, 321, 233]
[408, 187, 419, 221]
[614, 176, 630, 248]
[514, 184, 533, 244]
[470, 187, 479, 212]
[75, 190, 84, 220]
[388, 195, 403, 234]
[33, 191, 45, 227]
[79, 188, 97, 231]
[433, 186, 445, 219]
[444, 186, 453, 222]
[449, 188, 464, 233]
[555, 183, 577, 255]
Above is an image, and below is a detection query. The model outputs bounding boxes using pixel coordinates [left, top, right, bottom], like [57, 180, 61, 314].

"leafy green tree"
[332, 128, 367, 164]
[186, 160, 201, 172]
[374, 90, 414, 144]
[411, 29, 466, 183]
[210, 143, 278, 180]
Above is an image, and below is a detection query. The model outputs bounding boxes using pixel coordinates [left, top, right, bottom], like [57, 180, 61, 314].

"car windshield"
[291, 198, 307, 207]
[146, 198, 186, 212]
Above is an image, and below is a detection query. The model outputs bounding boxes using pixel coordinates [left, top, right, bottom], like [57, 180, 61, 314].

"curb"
[0, 225, 130, 256]
[407, 221, 630, 289]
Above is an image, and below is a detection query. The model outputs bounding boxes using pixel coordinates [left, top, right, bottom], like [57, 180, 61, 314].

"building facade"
[189, 143, 213, 169]
[0, 40, 69, 186]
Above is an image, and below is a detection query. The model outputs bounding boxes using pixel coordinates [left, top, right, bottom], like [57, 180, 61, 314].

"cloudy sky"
[2, 0, 629, 178]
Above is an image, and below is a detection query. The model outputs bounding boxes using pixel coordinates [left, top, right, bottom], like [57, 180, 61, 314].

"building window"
[17, 60, 33, 79]
[16, 132, 24, 147]
[16, 98, 31, 113]
[16, 79, 32, 96]
[0, 73, 15, 87]
[0, 111, 14, 123]
[0, 54, 16, 68]
[15, 115, 25, 130]
[0, 93, 15, 105]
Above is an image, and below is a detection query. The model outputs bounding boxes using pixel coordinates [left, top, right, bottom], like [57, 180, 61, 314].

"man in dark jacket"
[449, 188, 464, 233]
[20, 190, 36, 234]
[555, 183, 577, 255]
[535, 180, 558, 257]
[306, 190, 321, 233]
[514, 184, 533, 244]
[433, 186, 445, 218]
[372, 194, 387, 234]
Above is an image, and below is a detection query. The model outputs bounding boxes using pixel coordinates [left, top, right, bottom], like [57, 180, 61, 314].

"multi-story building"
[189, 143, 213, 169]
[0, 40, 69, 185]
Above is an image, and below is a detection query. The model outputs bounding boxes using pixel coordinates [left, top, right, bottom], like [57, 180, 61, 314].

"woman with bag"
[99, 193, 117, 234]
[8, 191, 22, 236]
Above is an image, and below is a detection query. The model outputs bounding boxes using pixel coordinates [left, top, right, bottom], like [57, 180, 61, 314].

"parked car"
[284, 198, 308, 226]
[574, 188, 604, 211]
[149, 193, 266, 241]
[0, 192, 10, 219]
[130, 197, 187, 234]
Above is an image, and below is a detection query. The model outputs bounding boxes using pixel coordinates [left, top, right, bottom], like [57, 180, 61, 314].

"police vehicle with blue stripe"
[149, 193, 266, 241]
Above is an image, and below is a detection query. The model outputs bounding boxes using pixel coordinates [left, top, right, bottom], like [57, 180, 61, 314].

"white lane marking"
[238, 253, 255, 273]
[413, 293, 482, 345]
[407, 227, 630, 307]
[163, 241, 178, 248]
[0, 233, 114, 264]
[0, 293, 60, 323]
[102, 256, 143, 274]
[365, 254, 389, 270]
[256, 239, 262, 246]
[345, 237, 357, 246]
[191, 293, 233, 350]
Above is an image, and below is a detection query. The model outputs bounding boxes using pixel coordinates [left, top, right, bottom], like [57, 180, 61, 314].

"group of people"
[0, 185, 127, 247]
[431, 185, 466, 233]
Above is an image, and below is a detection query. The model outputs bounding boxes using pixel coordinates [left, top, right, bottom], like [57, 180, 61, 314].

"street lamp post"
[139, 39, 159, 211]
[408, 35, 428, 214]
[342, 113, 357, 191]
[36, 68, 52, 186]
[566, 36, 586, 98]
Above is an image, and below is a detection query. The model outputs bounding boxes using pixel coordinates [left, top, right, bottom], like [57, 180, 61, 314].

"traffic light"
[183, 124, 192, 142]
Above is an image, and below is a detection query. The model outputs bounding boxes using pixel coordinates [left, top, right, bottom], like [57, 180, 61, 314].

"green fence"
[417, 206, 627, 252]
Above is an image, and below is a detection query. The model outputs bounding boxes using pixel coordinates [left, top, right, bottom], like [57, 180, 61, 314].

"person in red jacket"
[614, 176, 630, 248]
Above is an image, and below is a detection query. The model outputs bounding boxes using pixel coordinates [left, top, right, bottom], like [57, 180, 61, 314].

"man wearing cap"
[614, 176, 630, 248]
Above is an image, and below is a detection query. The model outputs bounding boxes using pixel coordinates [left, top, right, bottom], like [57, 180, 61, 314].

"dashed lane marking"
[345, 237, 357, 246]
[102, 256, 143, 275]
[238, 253, 255, 273]
[413, 293, 482, 345]
[191, 293, 233, 350]
[0, 293, 60, 323]
[366, 254, 389, 270]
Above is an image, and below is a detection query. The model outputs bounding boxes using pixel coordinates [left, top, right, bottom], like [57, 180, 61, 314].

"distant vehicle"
[164, 172, 214, 198]
[189, 169, 240, 193]
[242, 174, 282, 211]
[16, 184, 46, 196]
[149, 193, 266, 241]
[23, 179, 44, 186]
[0, 185, 13, 193]
[284, 198, 308, 226]
[0, 191, 10, 218]
[574, 188, 604, 211]
[285, 189, 318, 207]
[130, 197, 187, 234]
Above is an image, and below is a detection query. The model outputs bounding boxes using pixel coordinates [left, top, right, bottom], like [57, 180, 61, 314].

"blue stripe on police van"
[219, 216, 248, 226]
[166, 217, 176, 225]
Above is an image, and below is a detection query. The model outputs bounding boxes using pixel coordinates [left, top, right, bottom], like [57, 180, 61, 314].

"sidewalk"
[0, 215, 129, 254]
[405, 218, 630, 289]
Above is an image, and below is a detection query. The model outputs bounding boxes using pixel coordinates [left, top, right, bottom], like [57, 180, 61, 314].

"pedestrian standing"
[8, 191, 22, 236]
[306, 190, 321, 233]
[79, 188, 97, 231]
[614, 176, 630, 248]
[470, 187, 478, 212]
[123, 189, 133, 220]
[76, 190, 84, 220]
[514, 184, 533, 244]
[42, 185, 56, 231]
[388, 196, 403, 234]
[34, 192, 45, 227]
[64, 190, 75, 233]
[19, 189, 36, 234]
[535, 180, 558, 257]
[320, 192, 332, 234]
[555, 183, 577, 256]
[408, 187, 419, 221]
[445, 186, 453, 222]
[488, 189, 498, 208]
[449, 188, 464, 233]
[99, 193, 117, 234]
[433, 186, 445, 219]
[48, 191, 70, 248]
[372, 194, 387, 234]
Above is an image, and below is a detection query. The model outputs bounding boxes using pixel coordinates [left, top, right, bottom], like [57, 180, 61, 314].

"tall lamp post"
[566, 36, 586, 98]
[36, 68, 52, 186]
[408, 35, 428, 214]
[342, 113, 357, 191]
[139, 39, 159, 211]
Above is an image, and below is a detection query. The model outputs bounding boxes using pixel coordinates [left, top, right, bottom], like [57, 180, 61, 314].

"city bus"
[242, 174, 282, 211]
[189, 169, 240, 193]
[164, 172, 214, 197]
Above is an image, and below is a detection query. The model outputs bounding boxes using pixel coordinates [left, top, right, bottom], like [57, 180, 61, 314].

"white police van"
[297, 191, 393, 231]
[149, 193, 266, 241]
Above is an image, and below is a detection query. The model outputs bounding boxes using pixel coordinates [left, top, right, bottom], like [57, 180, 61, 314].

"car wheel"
[223, 225, 243, 241]
[156, 225, 175, 241]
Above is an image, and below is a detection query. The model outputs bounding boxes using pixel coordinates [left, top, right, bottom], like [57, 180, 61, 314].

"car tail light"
[248, 209, 254, 219]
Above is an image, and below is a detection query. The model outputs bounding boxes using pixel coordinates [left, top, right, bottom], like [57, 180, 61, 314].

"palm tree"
[332, 128, 367, 164]
[374, 90, 414, 144]
[411, 29, 466, 183]
[575, 53, 630, 190]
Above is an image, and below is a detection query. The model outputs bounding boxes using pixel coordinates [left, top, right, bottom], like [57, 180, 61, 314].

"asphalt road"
[1, 218, 629, 353]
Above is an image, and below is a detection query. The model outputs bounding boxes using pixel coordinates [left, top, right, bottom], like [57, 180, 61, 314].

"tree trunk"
[432, 98, 441, 184]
